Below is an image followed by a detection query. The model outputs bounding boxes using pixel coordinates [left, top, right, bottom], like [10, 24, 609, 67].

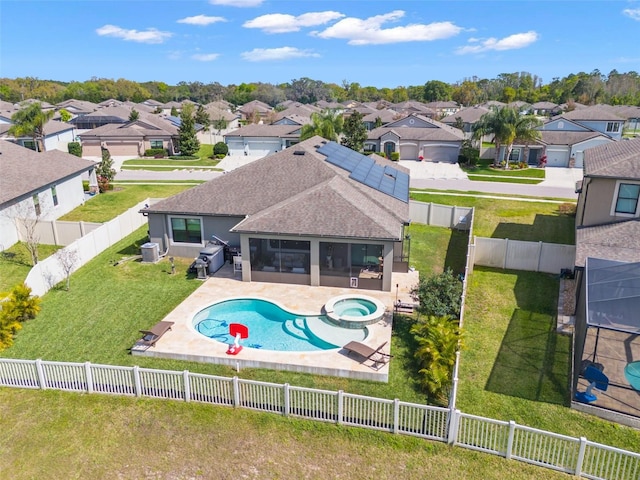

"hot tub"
[324, 294, 386, 329]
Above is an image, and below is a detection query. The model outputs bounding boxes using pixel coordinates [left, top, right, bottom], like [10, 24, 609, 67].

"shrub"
[144, 148, 167, 157]
[0, 283, 41, 350]
[390, 152, 400, 161]
[558, 203, 577, 216]
[411, 268, 463, 318]
[213, 141, 229, 157]
[169, 155, 198, 160]
[67, 142, 82, 157]
[82, 180, 89, 192]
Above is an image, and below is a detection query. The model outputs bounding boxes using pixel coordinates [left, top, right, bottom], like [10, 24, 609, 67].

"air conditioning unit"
[141, 242, 160, 263]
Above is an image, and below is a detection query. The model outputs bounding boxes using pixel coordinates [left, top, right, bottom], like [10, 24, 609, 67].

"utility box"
[141, 242, 160, 263]
[195, 258, 208, 279]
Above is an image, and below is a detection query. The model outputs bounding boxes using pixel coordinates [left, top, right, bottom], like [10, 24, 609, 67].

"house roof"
[558, 106, 625, 121]
[0, 140, 96, 207]
[144, 137, 409, 240]
[224, 124, 301, 139]
[583, 137, 640, 177]
[538, 130, 609, 146]
[576, 220, 640, 267]
[78, 116, 177, 139]
[362, 109, 401, 123]
[531, 101, 559, 109]
[440, 106, 490, 123]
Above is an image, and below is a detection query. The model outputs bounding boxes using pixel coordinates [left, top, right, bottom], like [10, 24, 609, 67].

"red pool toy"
[226, 323, 249, 355]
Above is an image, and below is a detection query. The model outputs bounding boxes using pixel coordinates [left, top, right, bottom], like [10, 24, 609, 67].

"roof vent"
[293, 150, 306, 155]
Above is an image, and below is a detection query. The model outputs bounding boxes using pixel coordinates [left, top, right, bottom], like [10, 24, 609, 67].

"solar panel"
[316, 141, 409, 203]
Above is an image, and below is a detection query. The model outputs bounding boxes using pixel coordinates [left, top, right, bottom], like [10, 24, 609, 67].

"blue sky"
[1, 0, 639, 88]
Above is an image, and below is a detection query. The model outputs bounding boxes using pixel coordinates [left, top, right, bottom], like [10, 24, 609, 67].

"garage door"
[247, 141, 280, 157]
[400, 143, 419, 160]
[106, 142, 140, 156]
[424, 145, 459, 163]
[82, 143, 102, 157]
[226, 140, 244, 156]
[545, 147, 569, 167]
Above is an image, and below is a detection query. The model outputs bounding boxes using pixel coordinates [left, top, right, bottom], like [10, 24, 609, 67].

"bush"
[169, 155, 198, 160]
[410, 268, 463, 318]
[390, 152, 400, 161]
[0, 284, 41, 351]
[213, 141, 229, 157]
[82, 180, 89, 192]
[144, 148, 167, 158]
[67, 142, 82, 157]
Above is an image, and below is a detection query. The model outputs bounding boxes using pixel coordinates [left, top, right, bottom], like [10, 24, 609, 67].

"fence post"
[133, 366, 141, 397]
[536, 241, 543, 272]
[503, 239, 509, 270]
[506, 421, 516, 459]
[85, 362, 93, 394]
[232, 376, 240, 407]
[283, 383, 290, 417]
[393, 398, 400, 434]
[183, 370, 190, 402]
[575, 437, 587, 476]
[428, 203, 434, 226]
[447, 409, 460, 445]
[35, 359, 47, 390]
[337, 390, 344, 425]
[452, 206, 458, 229]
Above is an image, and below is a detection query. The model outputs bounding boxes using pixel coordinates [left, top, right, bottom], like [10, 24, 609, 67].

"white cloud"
[455, 31, 539, 54]
[177, 15, 227, 26]
[241, 46, 320, 62]
[96, 24, 172, 44]
[243, 11, 344, 33]
[210, 0, 263, 6]
[623, 8, 640, 20]
[315, 10, 462, 45]
[192, 53, 221, 61]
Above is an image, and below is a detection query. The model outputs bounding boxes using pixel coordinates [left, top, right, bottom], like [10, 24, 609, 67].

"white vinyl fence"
[472, 237, 575, 274]
[409, 201, 472, 230]
[31, 220, 103, 246]
[0, 358, 637, 480]
[24, 199, 151, 297]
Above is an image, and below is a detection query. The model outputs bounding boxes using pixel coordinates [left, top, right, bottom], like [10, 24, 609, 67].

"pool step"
[282, 318, 311, 342]
[305, 316, 367, 348]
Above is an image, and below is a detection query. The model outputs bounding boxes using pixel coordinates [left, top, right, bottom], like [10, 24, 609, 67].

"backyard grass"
[410, 191, 576, 244]
[0, 388, 570, 480]
[121, 144, 221, 169]
[59, 184, 193, 223]
[0, 243, 62, 291]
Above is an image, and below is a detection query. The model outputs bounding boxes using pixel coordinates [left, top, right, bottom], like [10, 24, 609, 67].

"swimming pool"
[192, 298, 367, 352]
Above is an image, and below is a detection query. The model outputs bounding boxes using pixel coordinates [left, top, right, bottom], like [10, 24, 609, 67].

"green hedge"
[144, 148, 167, 157]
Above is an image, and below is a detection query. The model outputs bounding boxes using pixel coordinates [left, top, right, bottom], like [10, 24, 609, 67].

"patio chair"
[139, 321, 174, 347]
[342, 341, 393, 368]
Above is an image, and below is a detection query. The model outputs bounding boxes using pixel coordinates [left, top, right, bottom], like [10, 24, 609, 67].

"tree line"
[1, 70, 639, 108]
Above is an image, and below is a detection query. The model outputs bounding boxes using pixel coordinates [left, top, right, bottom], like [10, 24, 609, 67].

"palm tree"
[8, 102, 55, 152]
[472, 106, 541, 168]
[300, 109, 344, 142]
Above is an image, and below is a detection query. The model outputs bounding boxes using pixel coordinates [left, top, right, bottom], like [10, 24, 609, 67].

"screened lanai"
[573, 257, 640, 421]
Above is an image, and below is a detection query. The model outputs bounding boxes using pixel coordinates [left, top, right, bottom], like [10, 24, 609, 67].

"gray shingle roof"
[145, 136, 409, 240]
[538, 131, 608, 146]
[576, 220, 640, 267]
[440, 106, 490, 123]
[224, 124, 301, 138]
[0, 140, 96, 206]
[559, 106, 625, 121]
[583, 137, 640, 178]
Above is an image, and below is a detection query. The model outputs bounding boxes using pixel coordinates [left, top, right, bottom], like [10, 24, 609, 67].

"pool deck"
[132, 264, 420, 382]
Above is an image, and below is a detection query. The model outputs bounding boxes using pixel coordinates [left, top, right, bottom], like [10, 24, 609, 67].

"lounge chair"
[342, 341, 393, 368]
[139, 321, 174, 347]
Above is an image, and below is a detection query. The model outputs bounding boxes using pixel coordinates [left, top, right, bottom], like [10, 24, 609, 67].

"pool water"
[334, 298, 377, 317]
[193, 298, 366, 352]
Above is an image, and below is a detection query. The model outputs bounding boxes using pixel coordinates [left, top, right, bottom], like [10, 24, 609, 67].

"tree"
[472, 106, 541, 168]
[411, 268, 463, 318]
[411, 315, 463, 403]
[194, 105, 210, 132]
[97, 148, 116, 192]
[177, 103, 200, 156]
[128, 108, 139, 121]
[213, 141, 228, 158]
[423, 80, 452, 102]
[300, 110, 344, 142]
[170, 106, 178, 117]
[8, 102, 54, 152]
[340, 111, 367, 151]
[452, 81, 482, 107]
[55, 248, 79, 291]
[67, 142, 82, 157]
[59, 108, 72, 122]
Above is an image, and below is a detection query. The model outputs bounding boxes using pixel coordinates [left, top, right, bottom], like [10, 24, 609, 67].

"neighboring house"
[237, 100, 272, 122]
[556, 106, 625, 140]
[424, 101, 460, 118]
[611, 105, 640, 136]
[571, 137, 640, 425]
[440, 105, 490, 139]
[529, 101, 561, 117]
[79, 115, 179, 157]
[68, 105, 133, 131]
[0, 140, 97, 250]
[273, 103, 320, 122]
[142, 137, 411, 292]
[55, 99, 98, 117]
[364, 114, 465, 162]
[0, 118, 77, 152]
[0, 100, 18, 123]
[390, 101, 435, 118]
[271, 114, 311, 126]
[362, 109, 400, 131]
[224, 124, 302, 156]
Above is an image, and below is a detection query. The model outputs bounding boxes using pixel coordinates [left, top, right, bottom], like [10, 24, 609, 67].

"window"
[170, 217, 202, 243]
[508, 148, 521, 162]
[614, 183, 640, 215]
[606, 122, 620, 133]
[32, 194, 41, 216]
[23, 140, 36, 151]
[51, 186, 58, 206]
[150, 139, 163, 149]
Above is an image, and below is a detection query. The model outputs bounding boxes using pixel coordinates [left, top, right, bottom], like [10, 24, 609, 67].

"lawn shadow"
[492, 213, 575, 244]
[484, 271, 572, 406]
[117, 233, 149, 256]
[444, 229, 468, 276]
[391, 313, 427, 398]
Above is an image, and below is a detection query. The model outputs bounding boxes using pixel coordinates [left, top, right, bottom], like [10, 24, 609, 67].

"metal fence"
[0, 358, 637, 480]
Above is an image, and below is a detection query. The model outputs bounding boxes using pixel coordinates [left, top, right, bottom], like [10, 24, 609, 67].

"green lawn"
[59, 184, 193, 223]
[121, 144, 221, 169]
[461, 158, 546, 179]
[410, 191, 576, 244]
[0, 388, 570, 480]
[465, 175, 543, 185]
[0, 243, 62, 291]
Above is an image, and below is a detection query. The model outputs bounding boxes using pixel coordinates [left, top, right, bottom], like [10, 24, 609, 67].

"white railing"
[0, 358, 637, 479]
